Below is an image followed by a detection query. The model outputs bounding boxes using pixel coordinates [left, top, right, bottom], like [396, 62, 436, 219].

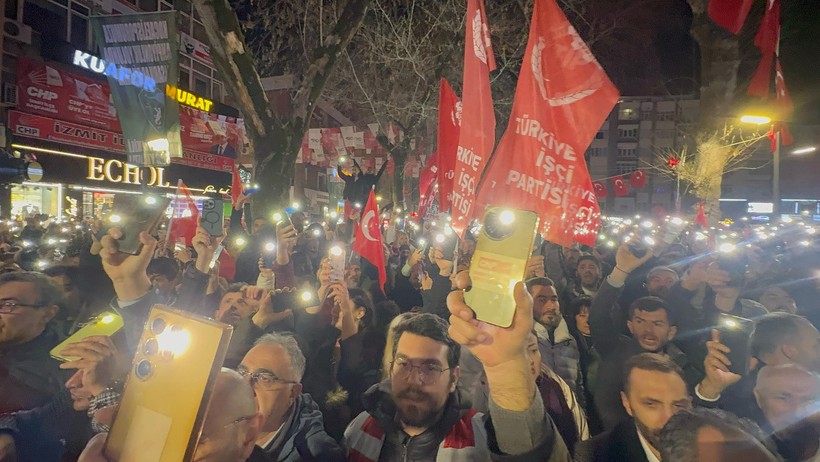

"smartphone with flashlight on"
[715, 313, 754, 376]
[433, 229, 459, 262]
[466, 207, 539, 328]
[105, 305, 232, 462]
[273, 211, 294, 231]
[50, 312, 124, 362]
[328, 245, 346, 282]
[110, 194, 171, 255]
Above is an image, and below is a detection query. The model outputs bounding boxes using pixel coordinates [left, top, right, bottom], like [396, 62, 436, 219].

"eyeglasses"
[199, 414, 256, 442]
[0, 299, 47, 314]
[391, 357, 450, 385]
[235, 367, 298, 390]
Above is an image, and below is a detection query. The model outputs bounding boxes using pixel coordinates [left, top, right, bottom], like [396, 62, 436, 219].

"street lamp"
[741, 114, 780, 218]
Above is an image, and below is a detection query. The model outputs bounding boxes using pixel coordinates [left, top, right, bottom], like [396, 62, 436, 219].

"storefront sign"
[86, 156, 170, 187]
[72, 50, 157, 92]
[165, 85, 212, 112]
[180, 32, 212, 65]
[8, 111, 235, 173]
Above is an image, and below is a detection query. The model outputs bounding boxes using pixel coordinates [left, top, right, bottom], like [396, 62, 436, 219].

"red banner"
[450, 0, 496, 238]
[707, 0, 754, 34]
[437, 78, 461, 213]
[17, 57, 121, 132]
[8, 110, 234, 173]
[178, 106, 246, 159]
[476, 0, 619, 247]
[612, 176, 629, 197]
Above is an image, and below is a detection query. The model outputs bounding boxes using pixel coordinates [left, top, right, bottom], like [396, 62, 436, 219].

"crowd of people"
[0, 197, 818, 462]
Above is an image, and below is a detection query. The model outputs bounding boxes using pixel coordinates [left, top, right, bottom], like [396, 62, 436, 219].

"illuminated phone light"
[235, 237, 247, 246]
[807, 228, 816, 235]
[272, 212, 283, 222]
[782, 216, 794, 224]
[300, 291, 313, 302]
[109, 215, 122, 223]
[723, 319, 737, 328]
[47, 238, 57, 245]
[670, 217, 684, 226]
[418, 238, 427, 247]
[59, 239, 67, 243]
[100, 314, 116, 324]
[264, 242, 276, 252]
[145, 196, 157, 205]
[435, 234, 445, 244]
[719, 243, 736, 253]
[61, 227, 69, 233]
[396, 208, 402, 213]
[644, 236, 656, 246]
[641, 221, 653, 229]
[800, 240, 811, 247]
[695, 232, 706, 241]
[291, 202, 301, 210]
[36, 260, 48, 269]
[156, 327, 191, 356]
[330, 211, 338, 219]
[499, 210, 515, 225]
[431, 221, 437, 227]
[329, 246, 343, 257]
[607, 240, 616, 248]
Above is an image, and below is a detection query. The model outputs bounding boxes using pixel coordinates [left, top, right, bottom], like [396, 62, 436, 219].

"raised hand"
[58, 335, 123, 396]
[614, 243, 654, 275]
[99, 229, 156, 301]
[276, 224, 298, 265]
[698, 329, 750, 399]
[192, 225, 225, 273]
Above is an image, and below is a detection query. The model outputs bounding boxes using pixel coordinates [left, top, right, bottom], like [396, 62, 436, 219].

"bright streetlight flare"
[792, 146, 817, 155]
[740, 115, 772, 125]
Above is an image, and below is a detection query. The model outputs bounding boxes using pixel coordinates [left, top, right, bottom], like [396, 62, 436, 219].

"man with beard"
[528, 277, 582, 396]
[754, 364, 820, 462]
[576, 353, 692, 462]
[644, 266, 679, 300]
[344, 280, 570, 461]
[590, 244, 700, 430]
[563, 255, 603, 305]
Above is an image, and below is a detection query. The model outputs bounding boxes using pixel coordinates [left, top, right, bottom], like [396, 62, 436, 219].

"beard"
[648, 285, 671, 299]
[635, 417, 662, 449]
[394, 386, 442, 428]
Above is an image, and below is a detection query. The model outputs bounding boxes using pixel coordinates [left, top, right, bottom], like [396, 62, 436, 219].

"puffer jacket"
[535, 318, 581, 395]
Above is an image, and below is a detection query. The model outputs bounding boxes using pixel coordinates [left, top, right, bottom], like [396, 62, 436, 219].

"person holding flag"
[353, 188, 387, 295]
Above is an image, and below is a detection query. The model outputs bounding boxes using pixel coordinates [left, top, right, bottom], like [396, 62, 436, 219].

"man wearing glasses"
[0, 271, 65, 414]
[344, 279, 571, 461]
[236, 332, 345, 461]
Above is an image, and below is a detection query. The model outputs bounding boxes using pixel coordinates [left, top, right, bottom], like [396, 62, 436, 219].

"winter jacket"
[535, 318, 582, 396]
[249, 393, 345, 462]
[421, 273, 452, 320]
[0, 324, 68, 414]
[344, 380, 571, 462]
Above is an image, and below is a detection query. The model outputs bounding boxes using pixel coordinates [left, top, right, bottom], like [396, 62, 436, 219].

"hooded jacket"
[249, 393, 344, 462]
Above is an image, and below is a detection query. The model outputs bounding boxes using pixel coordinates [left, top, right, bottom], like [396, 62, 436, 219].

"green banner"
[90, 12, 181, 167]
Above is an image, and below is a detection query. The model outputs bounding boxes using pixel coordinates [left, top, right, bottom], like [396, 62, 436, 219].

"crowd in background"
[0, 194, 818, 462]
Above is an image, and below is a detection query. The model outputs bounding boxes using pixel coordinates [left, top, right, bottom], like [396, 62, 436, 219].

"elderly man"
[238, 333, 344, 461]
[0, 271, 65, 413]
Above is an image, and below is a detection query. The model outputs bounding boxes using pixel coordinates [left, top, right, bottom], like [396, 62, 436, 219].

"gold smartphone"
[105, 305, 233, 462]
[465, 208, 539, 327]
[50, 312, 124, 361]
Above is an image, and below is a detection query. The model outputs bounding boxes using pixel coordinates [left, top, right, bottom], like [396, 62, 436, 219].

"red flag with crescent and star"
[592, 181, 609, 199]
[630, 169, 647, 189]
[612, 176, 629, 197]
[353, 189, 387, 294]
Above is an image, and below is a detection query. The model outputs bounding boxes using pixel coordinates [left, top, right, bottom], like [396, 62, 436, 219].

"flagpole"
[166, 179, 182, 250]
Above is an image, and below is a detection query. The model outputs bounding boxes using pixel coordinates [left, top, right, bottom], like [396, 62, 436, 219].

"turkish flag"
[450, 0, 496, 239]
[231, 163, 243, 207]
[630, 169, 647, 189]
[748, 0, 780, 97]
[695, 201, 708, 228]
[612, 176, 629, 197]
[353, 189, 387, 294]
[593, 181, 609, 199]
[437, 78, 461, 212]
[475, 0, 619, 247]
[774, 59, 794, 115]
[167, 180, 200, 247]
[419, 151, 439, 199]
[708, 0, 754, 34]
[217, 249, 236, 282]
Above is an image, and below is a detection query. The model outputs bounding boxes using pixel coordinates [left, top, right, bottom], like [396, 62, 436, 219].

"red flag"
[353, 189, 387, 294]
[450, 0, 496, 239]
[437, 78, 461, 212]
[419, 151, 439, 198]
[695, 201, 708, 228]
[231, 163, 243, 207]
[774, 59, 794, 115]
[417, 180, 438, 220]
[217, 249, 236, 282]
[612, 176, 629, 197]
[630, 169, 647, 189]
[748, 0, 780, 97]
[593, 181, 609, 199]
[475, 0, 619, 247]
[167, 181, 200, 247]
[708, 0, 754, 34]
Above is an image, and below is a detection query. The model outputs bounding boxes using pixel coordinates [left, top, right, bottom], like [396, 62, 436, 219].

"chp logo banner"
[17, 58, 121, 132]
[476, 0, 619, 247]
[179, 106, 247, 159]
[90, 12, 182, 167]
[8, 110, 234, 173]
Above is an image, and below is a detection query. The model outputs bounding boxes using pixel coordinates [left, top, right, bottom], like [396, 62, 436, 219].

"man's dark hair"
[147, 257, 180, 280]
[659, 408, 779, 462]
[751, 312, 805, 357]
[348, 287, 375, 330]
[622, 353, 685, 394]
[567, 295, 593, 319]
[0, 271, 63, 308]
[393, 313, 460, 369]
[629, 296, 675, 326]
[577, 255, 601, 269]
[525, 277, 555, 292]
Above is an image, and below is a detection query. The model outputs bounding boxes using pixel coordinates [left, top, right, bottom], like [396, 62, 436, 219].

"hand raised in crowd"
[525, 254, 546, 279]
[244, 286, 292, 330]
[698, 329, 755, 400]
[173, 246, 193, 264]
[276, 223, 298, 265]
[99, 229, 157, 302]
[58, 335, 124, 397]
[420, 272, 433, 291]
[609, 243, 654, 285]
[681, 256, 714, 291]
[234, 192, 251, 211]
[429, 247, 454, 276]
[328, 281, 359, 340]
[192, 225, 225, 274]
[447, 271, 536, 411]
[257, 257, 274, 280]
[407, 249, 424, 268]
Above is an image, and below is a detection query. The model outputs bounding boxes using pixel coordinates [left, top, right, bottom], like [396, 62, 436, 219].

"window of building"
[657, 111, 674, 122]
[617, 161, 638, 175]
[587, 148, 607, 157]
[655, 129, 675, 139]
[595, 131, 605, 139]
[640, 110, 652, 121]
[193, 71, 210, 98]
[618, 147, 637, 158]
[619, 108, 637, 120]
[619, 127, 637, 138]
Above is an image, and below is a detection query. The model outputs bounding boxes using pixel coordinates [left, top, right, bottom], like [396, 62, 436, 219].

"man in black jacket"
[238, 333, 345, 461]
[589, 245, 701, 430]
[575, 353, 692, 462]
[0, 271, 66, 413]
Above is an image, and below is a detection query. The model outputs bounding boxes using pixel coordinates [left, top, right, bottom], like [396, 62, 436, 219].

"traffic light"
[0, 151, 43, 183]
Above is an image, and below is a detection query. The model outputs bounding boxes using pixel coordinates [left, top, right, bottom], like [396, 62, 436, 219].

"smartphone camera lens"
[143, 338, 159, 356]
[151, 317, 166, 335]
[204, 199, 214, 209]
[483, 209, 516, 241]
[135, 359, 153, 380]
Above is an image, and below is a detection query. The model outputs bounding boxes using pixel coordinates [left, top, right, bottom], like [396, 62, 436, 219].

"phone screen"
[716, 313, 754, 376]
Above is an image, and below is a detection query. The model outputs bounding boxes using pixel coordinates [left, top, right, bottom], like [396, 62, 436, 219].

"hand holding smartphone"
[714, 314, 754, 376]
[109, 195, 171, 255]
[328, 245, 346, 282]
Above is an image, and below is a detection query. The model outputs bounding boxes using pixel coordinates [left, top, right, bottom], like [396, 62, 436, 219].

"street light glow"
[792, 146, 817, 155]
[740, 115, 772, 125]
